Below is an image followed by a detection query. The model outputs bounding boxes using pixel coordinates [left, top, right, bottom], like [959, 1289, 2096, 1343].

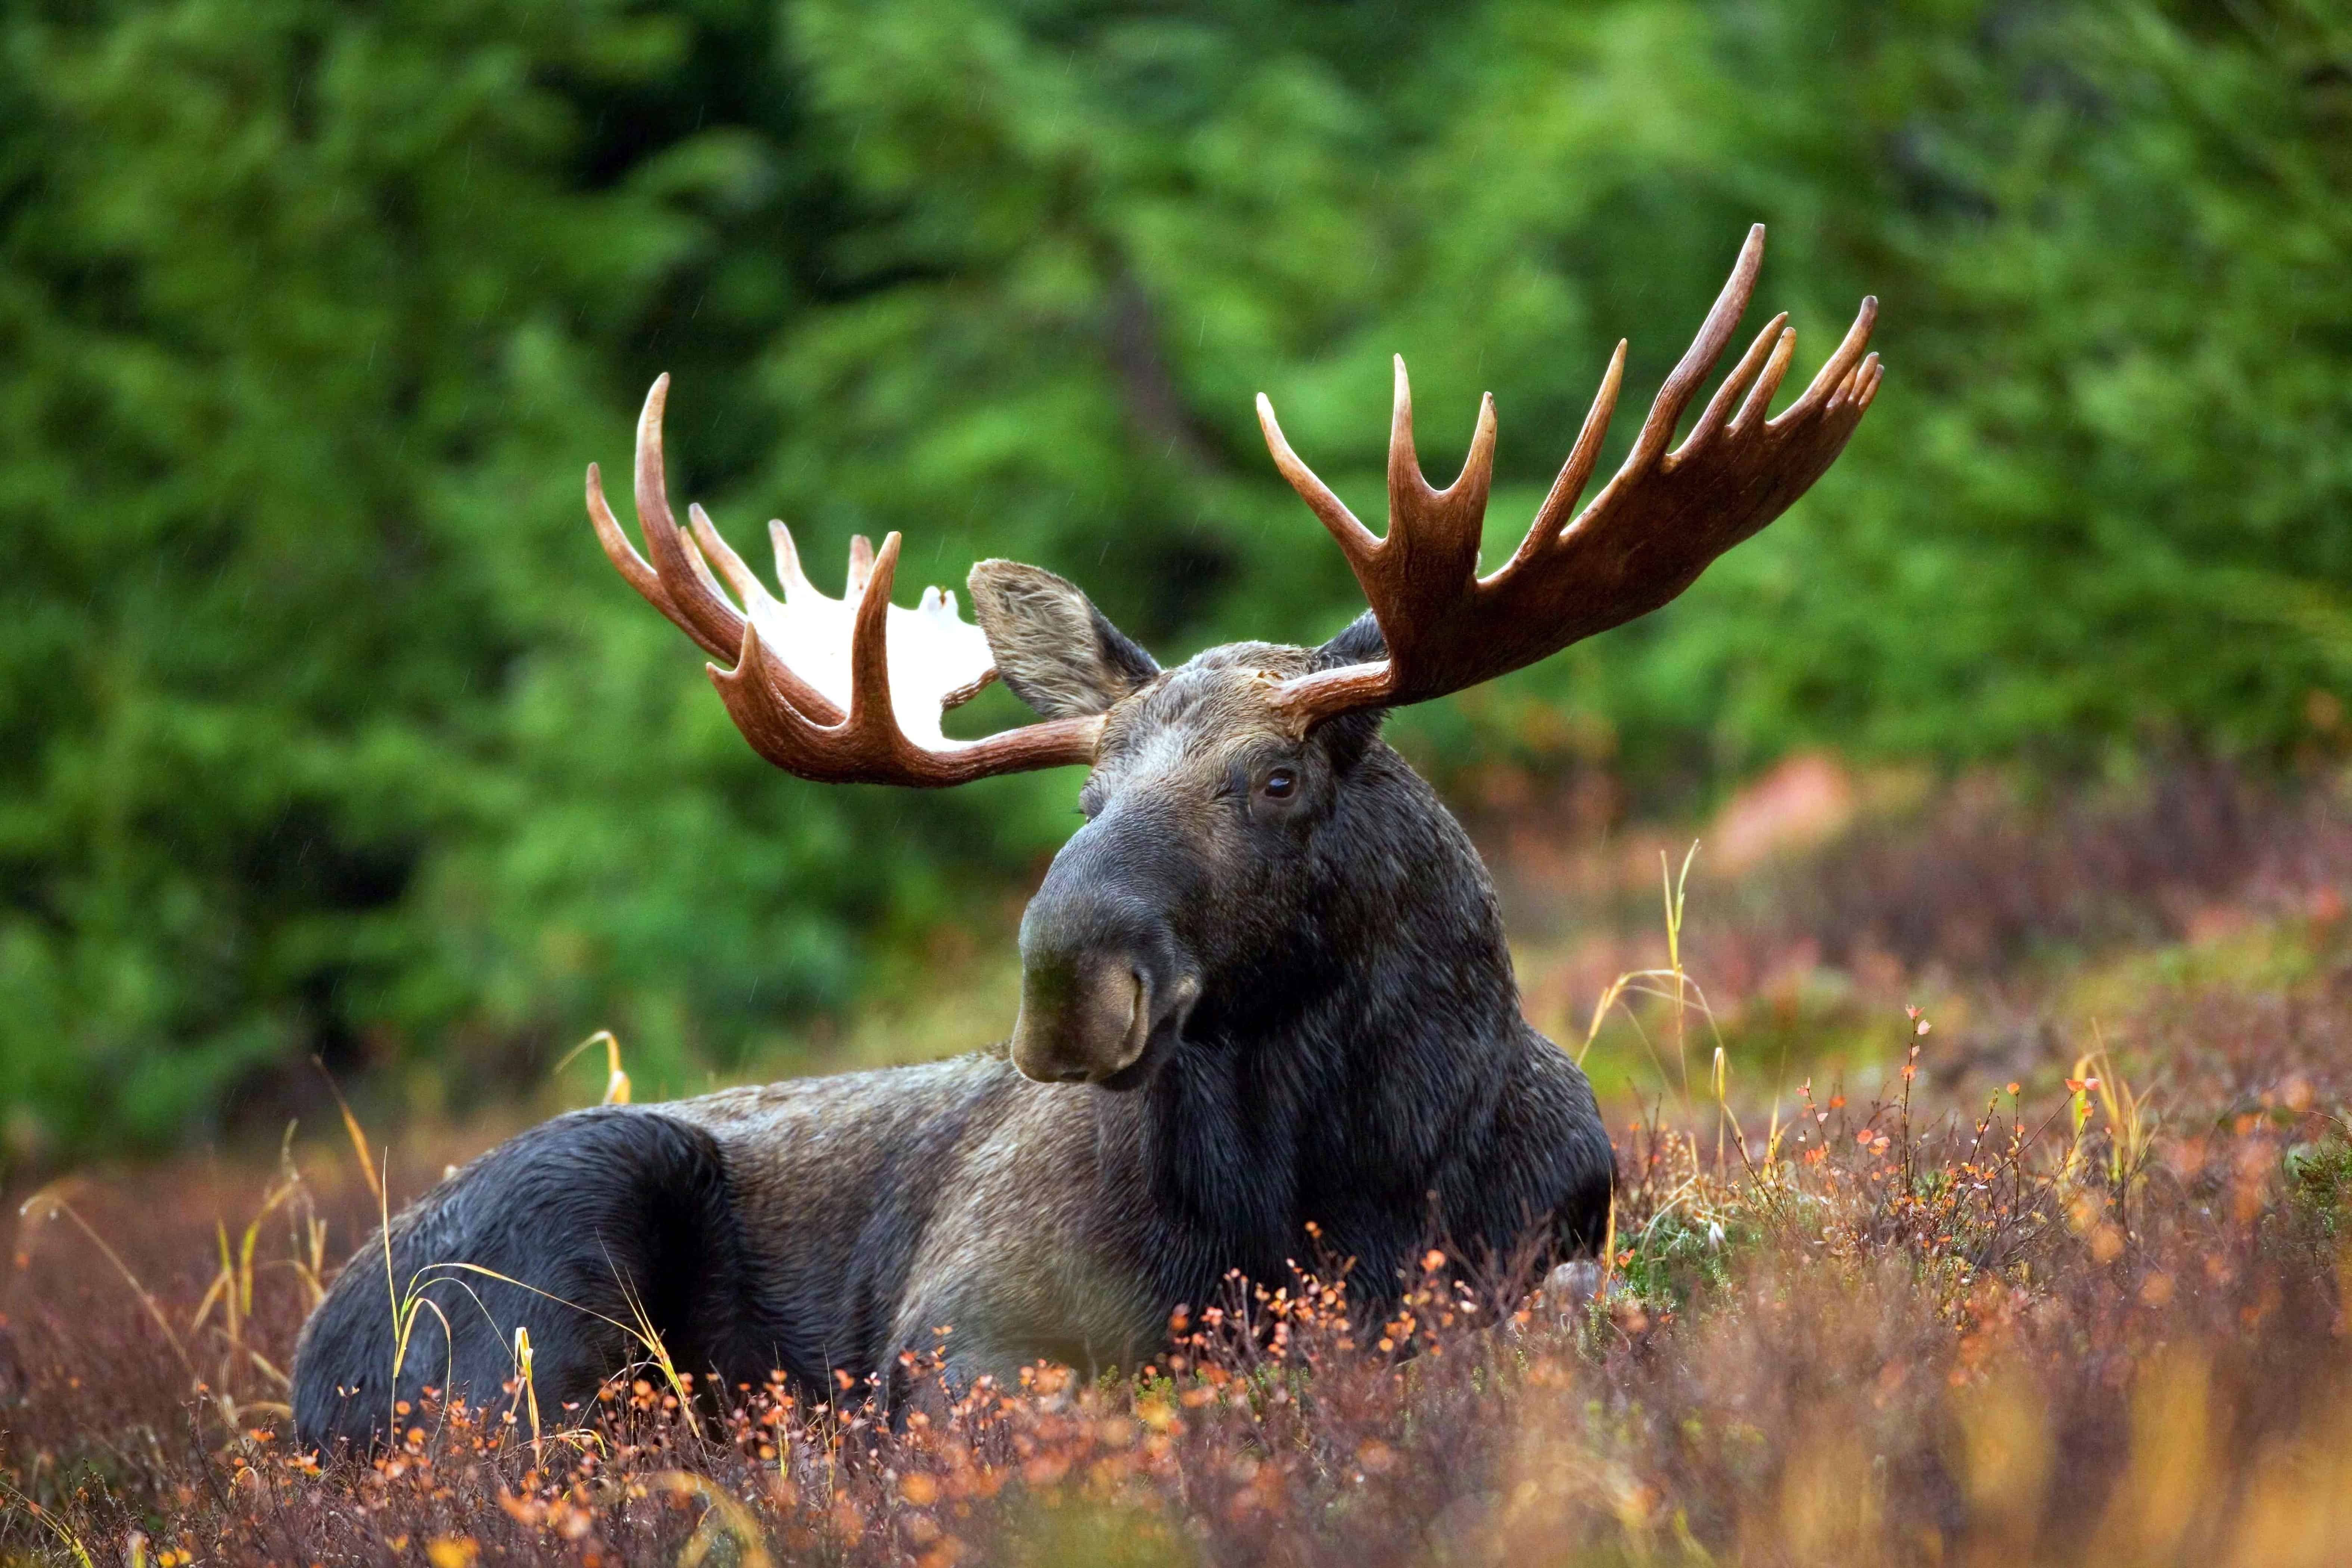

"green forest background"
[3, 0, 2347, 1162]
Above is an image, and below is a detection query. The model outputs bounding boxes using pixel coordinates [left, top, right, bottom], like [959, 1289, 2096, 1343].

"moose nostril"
[1055, 1068, 1091, 1084]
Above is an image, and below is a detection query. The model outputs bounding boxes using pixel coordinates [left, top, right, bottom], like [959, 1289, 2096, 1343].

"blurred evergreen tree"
[1, 0, 2345, 1158]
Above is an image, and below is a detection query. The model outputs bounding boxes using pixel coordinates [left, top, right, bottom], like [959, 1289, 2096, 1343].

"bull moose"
[293, 225, 1880, 1447]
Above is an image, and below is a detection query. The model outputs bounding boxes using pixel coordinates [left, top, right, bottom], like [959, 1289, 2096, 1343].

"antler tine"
[1385, 357, 1495, 589]
[1255, 394, 1379, 569]
[849, 532, 905, 735]
[1255, 361, 1494, 700]
[1678, 311, 1789, 460]
[1732, 327, 1798, 433]
[586, 460, 725, 657]
[1826, 352, 1884, 419]
[687, 502, 773, 613]
[1518, 340, 1628, 559]
[846, 535, 877, 599]
[1628, 222, 1767, 473]
[676, 511, 744, 623]
[581, 382, 743, 665]
[1380, 361, 1496, 695]
[1772, 295, 1879, 427]
[769, 519, 816, 600]
[622, 375, 752, 662]
[1386, 356, 1418, 514]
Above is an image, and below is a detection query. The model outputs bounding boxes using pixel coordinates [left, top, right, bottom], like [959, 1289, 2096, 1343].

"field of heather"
[9, 761, 2352, 1567]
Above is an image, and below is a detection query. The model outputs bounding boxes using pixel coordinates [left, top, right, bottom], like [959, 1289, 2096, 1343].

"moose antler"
[588, 376, 1104, 784]
[1256, 224, 1882, 728]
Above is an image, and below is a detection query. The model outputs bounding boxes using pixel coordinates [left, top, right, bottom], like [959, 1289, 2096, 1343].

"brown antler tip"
[870, 530, 905, 589]
[1257, 388, 1379, 560]
[1388, 355, 1423, 497]
[1458, 392, 1498, 491]
[709, 612, 762, 688]
[1254, 392, 1284, 451]
[636, 377, 673, 507]
[846, 531, 906, 725]
[1848, 297, 1882, 352]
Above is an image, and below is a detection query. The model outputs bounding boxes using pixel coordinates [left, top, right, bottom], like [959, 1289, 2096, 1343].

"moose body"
[293, 224, 1880, 1448]
[293, 645, 1614, 1443]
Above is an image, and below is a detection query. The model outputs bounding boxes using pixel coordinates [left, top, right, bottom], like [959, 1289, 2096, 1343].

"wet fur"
[293, 619, 1614, 1449]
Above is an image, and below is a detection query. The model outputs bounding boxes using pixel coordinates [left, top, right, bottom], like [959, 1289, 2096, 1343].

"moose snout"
[1011, 841, 1200, 1087]
[1010, 952, 1154, 1084]
[1012, 806, 1207, 1086]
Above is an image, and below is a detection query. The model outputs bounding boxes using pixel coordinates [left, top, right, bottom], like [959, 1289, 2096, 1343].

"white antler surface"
[693, 511, 995, 749]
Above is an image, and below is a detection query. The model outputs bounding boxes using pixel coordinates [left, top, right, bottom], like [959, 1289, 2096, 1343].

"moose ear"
[1314, 609, 1387, 670]
[967, 560, 1160, 719]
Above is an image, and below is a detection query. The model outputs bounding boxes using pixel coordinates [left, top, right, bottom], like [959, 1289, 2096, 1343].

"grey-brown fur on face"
[291, 597, 1614, 1451]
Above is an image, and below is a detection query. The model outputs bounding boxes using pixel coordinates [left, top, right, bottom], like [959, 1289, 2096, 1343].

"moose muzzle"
[1010, 819, 1201, 1087]
[1010, 952, 1155, 1084]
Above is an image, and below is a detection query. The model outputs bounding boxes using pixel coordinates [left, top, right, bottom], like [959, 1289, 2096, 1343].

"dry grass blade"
[553, 1030, 632, 1106]
[0, 1478, 96, 1568]
[315, 1058, 382, 1205]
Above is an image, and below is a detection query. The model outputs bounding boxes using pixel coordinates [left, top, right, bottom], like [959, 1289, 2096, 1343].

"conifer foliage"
[3, 0, 2346, 1156]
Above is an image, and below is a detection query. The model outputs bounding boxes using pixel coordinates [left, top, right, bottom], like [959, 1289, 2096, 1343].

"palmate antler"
[1256, 223, 1882, 728]
[587, 376, 1103, 784]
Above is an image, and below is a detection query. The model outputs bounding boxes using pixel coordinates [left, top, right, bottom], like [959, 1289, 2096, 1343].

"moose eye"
[1260, 766, 1297, 801]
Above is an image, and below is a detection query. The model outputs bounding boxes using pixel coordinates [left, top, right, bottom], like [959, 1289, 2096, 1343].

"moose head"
[588, 223, 1880, 1089]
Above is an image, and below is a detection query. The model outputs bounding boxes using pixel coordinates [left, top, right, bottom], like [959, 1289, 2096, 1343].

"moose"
[292, 225, 1880, 1447]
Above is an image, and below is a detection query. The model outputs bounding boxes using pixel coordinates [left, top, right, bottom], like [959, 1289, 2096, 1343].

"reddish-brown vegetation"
[9, 767, 2352, 1566]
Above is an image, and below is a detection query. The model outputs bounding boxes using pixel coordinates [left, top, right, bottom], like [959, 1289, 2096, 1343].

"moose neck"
[1118, 741, 1524, 1281]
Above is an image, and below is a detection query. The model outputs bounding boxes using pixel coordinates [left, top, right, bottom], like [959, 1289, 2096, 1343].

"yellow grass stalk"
[554, 1029, 632, 1105]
